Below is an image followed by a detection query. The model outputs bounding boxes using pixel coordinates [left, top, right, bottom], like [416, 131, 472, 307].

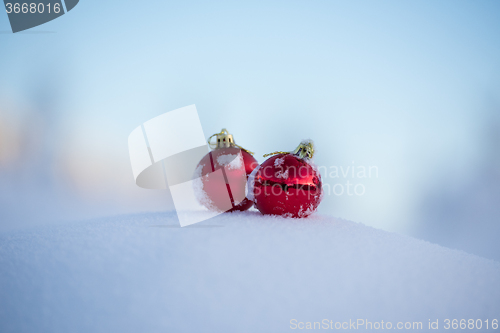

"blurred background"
[0, 0, 499, 260]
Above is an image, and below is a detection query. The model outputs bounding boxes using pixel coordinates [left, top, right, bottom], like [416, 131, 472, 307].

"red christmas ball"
[195, 130, 258, 212]
[249, 142, 322, 218]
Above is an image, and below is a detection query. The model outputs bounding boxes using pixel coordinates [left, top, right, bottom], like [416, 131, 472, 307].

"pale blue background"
[0, 0, 499, 259]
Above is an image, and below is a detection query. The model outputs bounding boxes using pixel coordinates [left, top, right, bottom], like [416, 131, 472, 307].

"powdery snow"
[217, 154, 243, 170]
[274, 156, 285, 167]
[192, 164, 217, 211]
[0, 211, 499, 333]
[275, 169, 289, 179]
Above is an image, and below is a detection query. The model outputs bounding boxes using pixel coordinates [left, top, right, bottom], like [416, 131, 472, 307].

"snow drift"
[0, 211, 498, 332]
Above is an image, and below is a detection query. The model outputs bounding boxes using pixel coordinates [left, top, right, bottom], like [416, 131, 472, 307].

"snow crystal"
[192, 164, 217, 211]
[275, 169, 289, 179]
[300, 138, 314, 146]
[297, 203, 316, 218]
[217, 154, 243, 170]
[274, 156, 285, 167]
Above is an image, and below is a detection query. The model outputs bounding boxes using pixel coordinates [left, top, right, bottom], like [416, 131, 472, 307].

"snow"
[192, 174, 215, 212]
[274, 156, 285, 167]
[297, 203, 316, 218]
[0, 211, 499, 333]
[192, 164, 215, 211]
[217, 153, 243, 170]
[275, 169, 289, 179]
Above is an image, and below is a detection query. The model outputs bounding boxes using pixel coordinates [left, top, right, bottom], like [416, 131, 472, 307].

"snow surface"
[0, 211, 499, 333]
